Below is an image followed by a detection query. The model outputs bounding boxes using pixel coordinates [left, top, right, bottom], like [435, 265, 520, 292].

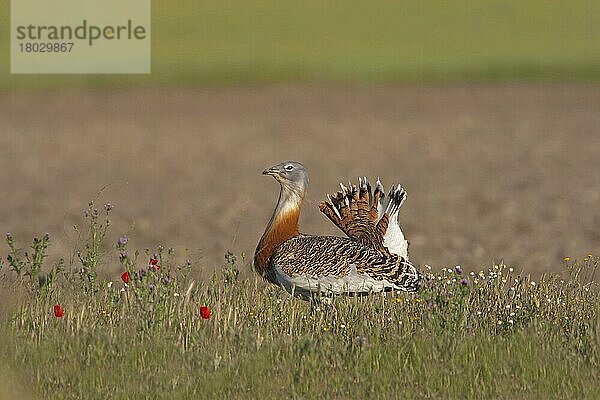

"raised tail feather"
[319, 177, 408, 257]
[380, 184, 409, 258]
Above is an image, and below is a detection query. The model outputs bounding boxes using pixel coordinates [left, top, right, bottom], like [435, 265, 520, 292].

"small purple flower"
[454, 265, 463, 274]
[83, 209, 89, 218]
[119, 251, 127, 261]
[104, 203, 113, 212]
[460, 278, 469, 286]
[117, 236, 128, 246]
[5, 232, 12, 240]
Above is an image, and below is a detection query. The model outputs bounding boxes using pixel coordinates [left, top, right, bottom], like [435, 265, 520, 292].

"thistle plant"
[3, 232, 60, 294]
[5, 232, 26, 279]
[116, 235, 138, 272]
[74, 201, 113, 293]
[222, 250, 241, 285]
[28, 233, 50, 282]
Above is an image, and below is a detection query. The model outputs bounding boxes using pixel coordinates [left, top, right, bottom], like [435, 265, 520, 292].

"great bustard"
[254, 161, 420, 298]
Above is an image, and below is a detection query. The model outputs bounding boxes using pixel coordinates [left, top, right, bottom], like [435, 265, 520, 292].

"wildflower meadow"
[2, 0, 598, 398]
[0, 201, 599, 399]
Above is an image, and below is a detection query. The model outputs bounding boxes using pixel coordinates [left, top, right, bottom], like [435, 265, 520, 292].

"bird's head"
[262, 161, 308, 195]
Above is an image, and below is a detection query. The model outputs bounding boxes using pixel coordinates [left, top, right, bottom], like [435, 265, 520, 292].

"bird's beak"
[262, 167, 278, 176]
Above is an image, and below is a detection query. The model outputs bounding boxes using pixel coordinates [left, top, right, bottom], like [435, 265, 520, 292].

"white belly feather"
[274, 264, 398, 298]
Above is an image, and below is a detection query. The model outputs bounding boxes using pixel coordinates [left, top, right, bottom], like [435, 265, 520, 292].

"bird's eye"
[285, 165, 294, 171]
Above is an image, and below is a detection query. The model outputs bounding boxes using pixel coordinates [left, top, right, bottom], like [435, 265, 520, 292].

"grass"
[1, 201, 600, 399]
[1, 0, 599, 89]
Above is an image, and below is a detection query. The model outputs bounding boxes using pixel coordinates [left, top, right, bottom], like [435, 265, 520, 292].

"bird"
[254, 161, 420, 299]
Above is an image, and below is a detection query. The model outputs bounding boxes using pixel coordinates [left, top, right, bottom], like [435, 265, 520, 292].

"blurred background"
[0, 0, 599, 275]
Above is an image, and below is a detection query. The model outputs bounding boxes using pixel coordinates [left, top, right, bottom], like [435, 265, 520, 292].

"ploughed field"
[1, 84, 598, 274]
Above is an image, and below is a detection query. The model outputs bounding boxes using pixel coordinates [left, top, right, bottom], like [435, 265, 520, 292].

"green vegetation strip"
[1, 0, 599, 88]
[1, 201, 600, 399]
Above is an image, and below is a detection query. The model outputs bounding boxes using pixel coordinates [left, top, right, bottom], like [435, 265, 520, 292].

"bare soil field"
[1, 84, 598, 275]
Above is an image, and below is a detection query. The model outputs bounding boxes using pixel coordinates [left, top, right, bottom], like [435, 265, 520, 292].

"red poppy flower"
[200, 306, 211, 319]
[121, 271, 130, 284]
[53, 305, 64, 318]
[149, 258, 161, 271]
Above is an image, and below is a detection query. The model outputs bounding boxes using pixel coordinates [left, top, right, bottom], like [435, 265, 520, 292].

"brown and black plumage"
[254, 161, 420, 298]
